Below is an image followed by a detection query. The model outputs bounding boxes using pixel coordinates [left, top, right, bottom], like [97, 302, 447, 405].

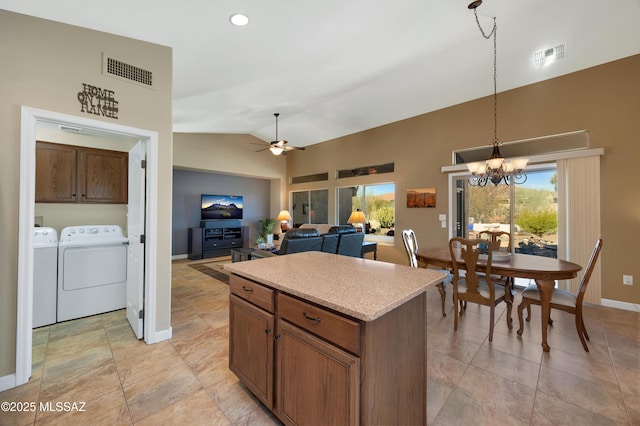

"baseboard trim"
[0, 373, 16, 392]
[172, 254, 188, 260]
[601, 298, 640, 312]
[145, 326, 172, 344]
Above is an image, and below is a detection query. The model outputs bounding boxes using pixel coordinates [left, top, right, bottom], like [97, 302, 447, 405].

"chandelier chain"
[473, 9, 498, 145]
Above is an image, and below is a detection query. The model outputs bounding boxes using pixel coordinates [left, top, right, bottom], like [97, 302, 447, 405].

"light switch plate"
[438, 214, 446, 221]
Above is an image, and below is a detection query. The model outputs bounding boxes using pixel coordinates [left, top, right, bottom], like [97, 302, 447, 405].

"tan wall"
[0, 11, 174, 377]
[173, 133, 288, 217]
[286, 55, 640, 305]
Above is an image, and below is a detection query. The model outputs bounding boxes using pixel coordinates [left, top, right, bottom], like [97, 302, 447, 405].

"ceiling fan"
[255, 113, 305, 156]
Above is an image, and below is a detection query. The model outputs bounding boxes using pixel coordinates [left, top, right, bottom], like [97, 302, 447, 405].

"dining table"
[416, 247, 582, 352]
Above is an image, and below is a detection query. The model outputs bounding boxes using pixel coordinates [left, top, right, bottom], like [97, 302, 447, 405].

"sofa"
[278, 225, 365, 257]
[278, 228, 323, 254]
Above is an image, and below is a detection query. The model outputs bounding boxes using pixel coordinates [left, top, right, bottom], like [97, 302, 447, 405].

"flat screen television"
[201, 194, 243, 220]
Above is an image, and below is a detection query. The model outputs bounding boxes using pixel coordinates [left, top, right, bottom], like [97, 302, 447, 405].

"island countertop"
[225, 251, 444, 321]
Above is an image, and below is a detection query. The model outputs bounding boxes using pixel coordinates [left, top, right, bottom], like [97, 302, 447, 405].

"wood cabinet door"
[276, 320, 359, 426]
[35, 142, 77, 202]
[229, 295, 274, 409]
[79, 147, 128, 203]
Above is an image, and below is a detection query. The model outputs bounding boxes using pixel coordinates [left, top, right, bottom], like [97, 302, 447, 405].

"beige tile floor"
[1, 258, 638, 425]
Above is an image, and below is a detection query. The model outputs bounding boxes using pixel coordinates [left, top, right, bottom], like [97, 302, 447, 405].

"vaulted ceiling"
[2, 0, 639, 147]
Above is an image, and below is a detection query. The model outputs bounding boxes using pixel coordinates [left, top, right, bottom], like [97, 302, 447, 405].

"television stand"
[188, 220, 245, 259]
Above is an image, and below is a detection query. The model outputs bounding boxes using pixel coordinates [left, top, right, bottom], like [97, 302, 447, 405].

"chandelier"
[466, 0, 528, 187]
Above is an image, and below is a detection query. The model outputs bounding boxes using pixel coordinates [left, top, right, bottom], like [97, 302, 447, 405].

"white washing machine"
[57, 225, 128, 322]
[33, 227, 58, 328]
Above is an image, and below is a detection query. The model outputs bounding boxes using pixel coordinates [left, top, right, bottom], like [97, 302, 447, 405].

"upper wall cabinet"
[36, 141, 128, 204]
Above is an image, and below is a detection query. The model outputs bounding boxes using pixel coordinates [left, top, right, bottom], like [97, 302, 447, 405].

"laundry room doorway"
[16, 106, 159, 386]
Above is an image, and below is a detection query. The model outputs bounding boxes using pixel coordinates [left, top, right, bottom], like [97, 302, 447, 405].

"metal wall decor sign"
[77, 83, 119, 119]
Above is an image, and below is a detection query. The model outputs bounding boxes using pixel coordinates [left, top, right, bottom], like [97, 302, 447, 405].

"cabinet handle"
[242, 286, 253, 293]
[274, 334, 280, 340]
[265, 328, 271, 334]
[303, 312, 321, 322]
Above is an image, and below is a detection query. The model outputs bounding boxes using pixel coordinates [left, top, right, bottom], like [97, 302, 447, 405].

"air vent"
[103, 54, 153, 87]
[534, 44, 565, 69]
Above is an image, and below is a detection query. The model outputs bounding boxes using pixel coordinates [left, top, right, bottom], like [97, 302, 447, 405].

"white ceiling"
[2, 0, 639, 148]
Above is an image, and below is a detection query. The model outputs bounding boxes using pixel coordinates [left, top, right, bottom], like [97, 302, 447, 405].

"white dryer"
[33, 227, 58, 328]
[57, 225, 128, 322]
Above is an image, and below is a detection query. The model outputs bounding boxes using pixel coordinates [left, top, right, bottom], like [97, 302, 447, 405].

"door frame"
[16, 106, 159, 386]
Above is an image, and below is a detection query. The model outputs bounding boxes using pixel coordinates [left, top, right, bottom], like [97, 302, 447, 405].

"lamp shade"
[276, 210, 291, 222]
[347, 210, 367, 224]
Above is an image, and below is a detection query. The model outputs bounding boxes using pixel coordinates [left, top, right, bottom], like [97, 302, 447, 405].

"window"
[336, 162, 395, 179]
[290, 172, 329, 184]
[337, 183, 395, 242]
[291, 189, 328, 226]
[453, 165, 558, 286]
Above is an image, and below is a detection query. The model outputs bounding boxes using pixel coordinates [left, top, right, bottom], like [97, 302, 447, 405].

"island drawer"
[230, 274, 274, 313]
[277, 293, 360, 355]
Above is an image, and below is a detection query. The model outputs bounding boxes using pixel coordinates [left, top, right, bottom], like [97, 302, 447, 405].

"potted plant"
[259, 217, 276, 246]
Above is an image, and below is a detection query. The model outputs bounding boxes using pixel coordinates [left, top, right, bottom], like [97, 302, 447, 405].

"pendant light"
[466, 0, 528, 186]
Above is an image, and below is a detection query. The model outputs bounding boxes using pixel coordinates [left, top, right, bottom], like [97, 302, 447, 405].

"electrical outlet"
[623, 275, 633, 285]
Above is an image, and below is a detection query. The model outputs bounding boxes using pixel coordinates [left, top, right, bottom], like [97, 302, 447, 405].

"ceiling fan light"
[270, 146, 284, 156]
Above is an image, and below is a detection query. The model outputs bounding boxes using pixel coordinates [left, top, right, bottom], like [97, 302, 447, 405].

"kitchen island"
[225, 251, 444, 426]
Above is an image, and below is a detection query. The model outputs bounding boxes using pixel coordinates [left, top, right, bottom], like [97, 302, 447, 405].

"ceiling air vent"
[103, 54, 153, 88]
[534, 44, 565, 69]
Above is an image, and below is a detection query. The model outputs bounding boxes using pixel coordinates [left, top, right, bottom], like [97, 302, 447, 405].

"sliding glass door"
[291, 189, 328, 227]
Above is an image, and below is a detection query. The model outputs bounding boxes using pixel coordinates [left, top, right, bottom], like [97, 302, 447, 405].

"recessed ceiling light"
[229, 13, 249, 26]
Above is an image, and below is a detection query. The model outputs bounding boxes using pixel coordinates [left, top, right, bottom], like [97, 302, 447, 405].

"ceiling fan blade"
[254, 147, 270, 152]
[284, 145, 305, 151]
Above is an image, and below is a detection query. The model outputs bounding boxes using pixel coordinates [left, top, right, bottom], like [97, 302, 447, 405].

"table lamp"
[276, 210, 291, 233]
[347, 209, 367, 233]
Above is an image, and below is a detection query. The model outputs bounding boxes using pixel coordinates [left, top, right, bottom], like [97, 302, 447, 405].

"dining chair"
[477, 230, 512, 252]
[477, 230, 513, 290]
[449, 237, 513, 342]
[517, 238, 603, 352]
[402, 229, 452, 317]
